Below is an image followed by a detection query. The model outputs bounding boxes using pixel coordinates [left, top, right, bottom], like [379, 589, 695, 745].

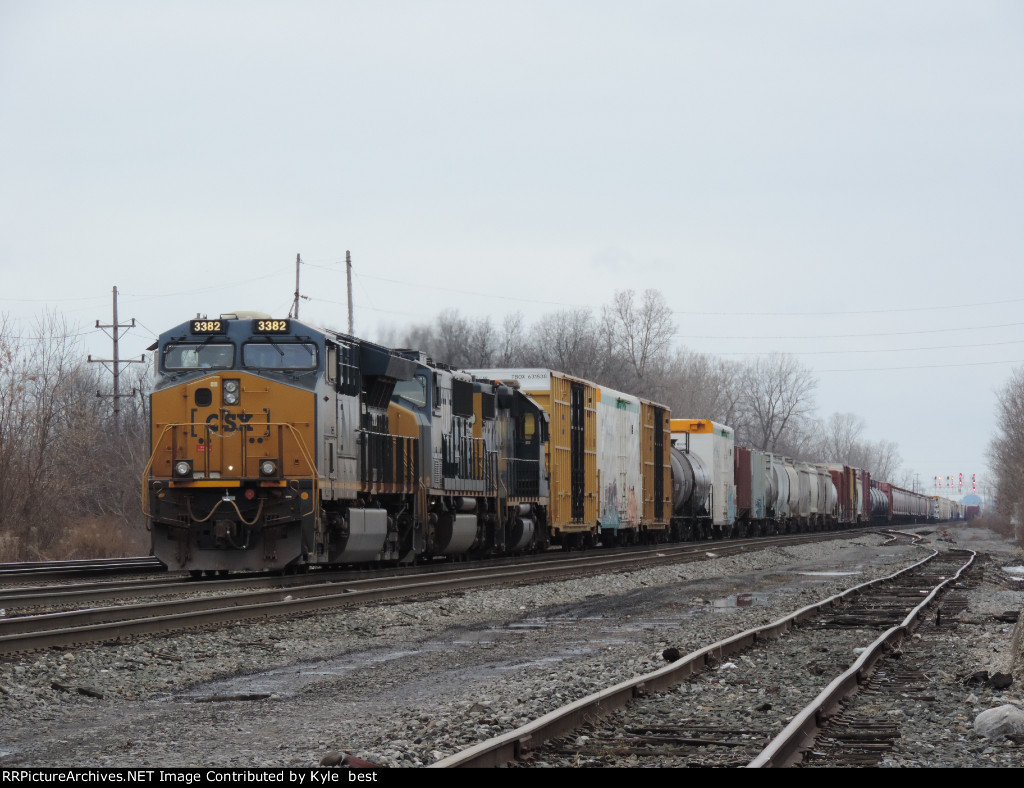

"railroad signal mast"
[932, 472, 978, 495]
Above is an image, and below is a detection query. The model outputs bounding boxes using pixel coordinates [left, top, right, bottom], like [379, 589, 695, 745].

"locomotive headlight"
[223, 379, 240, 405]
[259, 459, 278, 477]
[173, 460, 193, 478]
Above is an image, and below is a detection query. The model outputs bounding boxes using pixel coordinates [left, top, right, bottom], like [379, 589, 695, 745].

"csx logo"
[190, 410, 269, 434]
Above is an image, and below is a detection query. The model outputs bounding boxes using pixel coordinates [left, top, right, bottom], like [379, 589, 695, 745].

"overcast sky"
[1, 1, 1021, 499]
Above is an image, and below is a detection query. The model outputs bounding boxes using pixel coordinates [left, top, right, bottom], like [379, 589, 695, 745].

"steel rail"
[0, 557, 157, 571]
[746, 549, 976, 768]
[0, 556, 163, 573]
[0, 531, 857, 611]
[0, 568, 563, 654]
[430, 548, 943, 768]
[0, 534, 853, 654]
[0, 557, 165, 581]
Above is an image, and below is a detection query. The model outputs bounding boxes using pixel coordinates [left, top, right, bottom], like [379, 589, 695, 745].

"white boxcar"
[596, 386, 642, 538]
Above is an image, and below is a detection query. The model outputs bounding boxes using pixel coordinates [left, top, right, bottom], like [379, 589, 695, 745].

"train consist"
[144, 313, 961, 574]
[666, 420, 964, 540]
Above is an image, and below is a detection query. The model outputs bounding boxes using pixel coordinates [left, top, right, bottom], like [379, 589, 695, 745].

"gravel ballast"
[0, 525, 1021, 768]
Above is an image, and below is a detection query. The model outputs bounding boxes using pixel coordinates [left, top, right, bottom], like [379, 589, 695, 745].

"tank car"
[870, 480, 930, 524]
[145, 314, 549, 574]
[769, 455, 799, 532]
[814, 464, 839, 530]
[669, 419, 736, 540]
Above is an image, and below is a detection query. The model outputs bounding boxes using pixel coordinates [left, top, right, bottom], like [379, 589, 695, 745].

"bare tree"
[988, 367, 1024, 517]
[495, 312, 526, 367]
[864, 439, 904, 483]
[813, 412, 867, 462]
[0, 312, 152, 561]
[738, 353, 818, 453]
[386, 310, 507, 369]
[466, 316, 498, 367]
[601, 289, 675, 389]
[658, 349, 745, 426]
[523, 308, 605, 380]
[431, 309, 474, 368]
[773, 419, 822, 461]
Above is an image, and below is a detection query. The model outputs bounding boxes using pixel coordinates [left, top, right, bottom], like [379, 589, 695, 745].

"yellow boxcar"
[640, 400, 672, 533]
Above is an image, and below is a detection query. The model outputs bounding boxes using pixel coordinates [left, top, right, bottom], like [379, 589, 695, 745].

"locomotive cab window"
[164, 343, 234, 370]
[242, 342, 318, 370]
[393, 374, 428, 408]
[522, 412, 536, 441]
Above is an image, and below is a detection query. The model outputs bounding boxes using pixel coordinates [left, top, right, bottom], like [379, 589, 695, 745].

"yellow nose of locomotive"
[149, 372, 314, 484]
[146, 369, 317, 573]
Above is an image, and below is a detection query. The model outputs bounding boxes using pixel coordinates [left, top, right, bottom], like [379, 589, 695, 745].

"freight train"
[144, 313, 961, 575]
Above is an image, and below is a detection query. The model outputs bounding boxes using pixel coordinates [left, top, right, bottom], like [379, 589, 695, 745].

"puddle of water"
[796, 571, 861, 577]
[167, 647, 430, 701]
[712, 592, 772, 608]
[1002, 566, 1024, 579]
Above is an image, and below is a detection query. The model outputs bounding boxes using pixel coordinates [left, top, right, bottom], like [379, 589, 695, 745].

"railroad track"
[798, 559, 980, 767]
[2, 530, 892, 612]
[0, 531, 868, 655]
[431, 545, 974, 767]
[0, 556, 165, 582]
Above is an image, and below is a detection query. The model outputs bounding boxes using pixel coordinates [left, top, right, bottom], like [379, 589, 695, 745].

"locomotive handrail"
[141, 423, 176, 527]
[142, 421, 320, 522]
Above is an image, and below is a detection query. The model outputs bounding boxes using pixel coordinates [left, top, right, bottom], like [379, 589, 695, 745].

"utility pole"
[289, 253, 302, 319]
[88, 286, 146, 432]
[346, 250, 353, 334]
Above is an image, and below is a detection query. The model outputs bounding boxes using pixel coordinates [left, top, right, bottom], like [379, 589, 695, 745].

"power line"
[714, 338, 1024, 357]
[672, 296, 1024, 317]
[675, 321, 1024, 341]
[125, 271, 286, 300]
[818, 358, 1024, 373]
[354, 273, 576, 308]
[308, 268, 1024, 319]
[0, 295, 109, 304]
[0, 327, 103, 341]
[302, 294, 427, 317]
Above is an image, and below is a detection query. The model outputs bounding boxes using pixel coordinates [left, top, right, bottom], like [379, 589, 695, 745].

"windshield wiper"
[263, 335, 286, 357]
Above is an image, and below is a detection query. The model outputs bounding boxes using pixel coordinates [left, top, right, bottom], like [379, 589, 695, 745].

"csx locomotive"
[146, 313, 571, 574]
[145, 313, 958, 575]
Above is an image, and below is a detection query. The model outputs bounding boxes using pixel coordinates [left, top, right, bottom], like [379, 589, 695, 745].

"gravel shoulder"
[1, 525, 1021, 768]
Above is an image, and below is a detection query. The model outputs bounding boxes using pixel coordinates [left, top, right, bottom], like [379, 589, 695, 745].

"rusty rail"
[431, 548, 943, 768]
[747, 549, 976, 767]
